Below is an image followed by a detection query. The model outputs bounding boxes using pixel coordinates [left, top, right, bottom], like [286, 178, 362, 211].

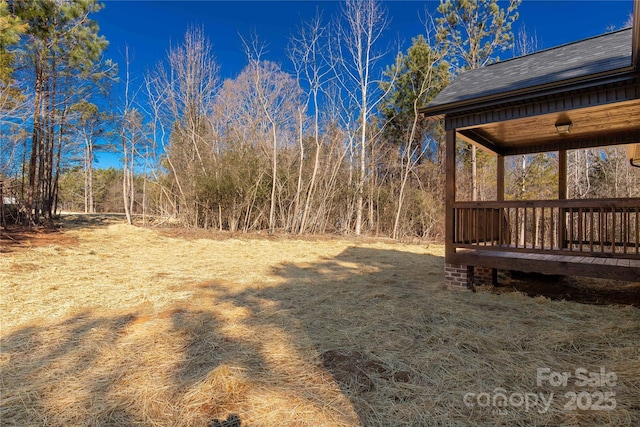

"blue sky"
[97, 1, 633, 79]
[94, 0, 634, 168]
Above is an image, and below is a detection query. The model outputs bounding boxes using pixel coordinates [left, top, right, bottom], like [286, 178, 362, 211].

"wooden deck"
[452, 249, 640, 282]
[447, 198, 640, 282]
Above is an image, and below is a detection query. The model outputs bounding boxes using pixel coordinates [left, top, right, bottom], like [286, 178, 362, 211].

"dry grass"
[1, 214, 639, 426]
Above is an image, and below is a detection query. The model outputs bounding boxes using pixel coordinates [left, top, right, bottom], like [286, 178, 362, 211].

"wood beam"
[502, 129, 640, 156]
[452, 197, 640, 209]
[450, 252, 640, 282]
[453, 128, 640, 158]
[457, 129, 504, 155]
[445, 129, 456, 261]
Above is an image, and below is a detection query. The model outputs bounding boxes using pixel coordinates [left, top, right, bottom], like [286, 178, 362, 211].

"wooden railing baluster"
[450, 198, 640, 260]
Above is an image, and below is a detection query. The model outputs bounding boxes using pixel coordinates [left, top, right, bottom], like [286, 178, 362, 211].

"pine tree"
[436, 0, 521, 201]
[0, 0, 27, 83]
[379, 35, 450, 238]
[12, 0, 113, 224]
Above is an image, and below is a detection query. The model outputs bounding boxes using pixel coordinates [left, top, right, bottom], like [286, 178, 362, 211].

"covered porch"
[450, 198, 640, 282]
[422, 2, 640, 288]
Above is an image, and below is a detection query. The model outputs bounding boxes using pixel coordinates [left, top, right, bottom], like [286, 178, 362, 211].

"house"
[421, 1, 640, 288]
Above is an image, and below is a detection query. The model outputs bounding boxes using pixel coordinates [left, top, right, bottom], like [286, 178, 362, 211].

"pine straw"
[1, 215, 639, 426]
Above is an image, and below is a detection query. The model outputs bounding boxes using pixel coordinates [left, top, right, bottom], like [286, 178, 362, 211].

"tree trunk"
[355, 112, 366, 236]
[393, 97, 423, 240]
[299, 93, 321, 234]
[52, 108, 67, 218]
[269, 122, 277, 232]
[0, 181, 6, 229]
[122, 136, 132, 224]
[84, 137, 94, 213]
[292, 108, 304, 232]
[129, 164, 134, 219]
[27, 61, 44, 226]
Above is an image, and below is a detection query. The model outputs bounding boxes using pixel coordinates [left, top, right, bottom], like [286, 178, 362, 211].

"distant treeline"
[1, 0, 638, 239]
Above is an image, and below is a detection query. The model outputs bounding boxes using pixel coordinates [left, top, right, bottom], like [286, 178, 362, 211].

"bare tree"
[333, 0, 395, 235]
[119, 46, 141, 224]
[568, 149, 594, 199]
[145, 27, 220, 226]
[308, 81, 353, 234]
[288, 11, 333, 234]
[593, 146, 640, 198]
[380, 34, 448, 239]
[68, 101, 106, 213]
[242, 36, 302, 232]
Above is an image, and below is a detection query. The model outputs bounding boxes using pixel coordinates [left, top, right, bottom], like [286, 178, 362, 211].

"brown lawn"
[1, 214, 639, 426]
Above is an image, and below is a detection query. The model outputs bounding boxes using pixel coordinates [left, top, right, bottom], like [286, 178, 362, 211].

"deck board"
[452, 249, 640, 282]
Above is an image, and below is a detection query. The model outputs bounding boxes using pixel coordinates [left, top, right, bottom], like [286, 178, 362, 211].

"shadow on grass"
[0, 244, 441, 426]
[201, 246, 640, 426]
[492, 271, 640, 307]
[59, 213, 127, 230]
[0, 214, 122, 253]
[202, 246, 446, 426]
[2, 242, 637, 425]
[0, 302, 261, 426]
[0, 312, 141, 425]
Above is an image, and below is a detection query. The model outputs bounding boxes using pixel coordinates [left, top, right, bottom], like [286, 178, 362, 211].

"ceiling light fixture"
[555, 122, 572, 134]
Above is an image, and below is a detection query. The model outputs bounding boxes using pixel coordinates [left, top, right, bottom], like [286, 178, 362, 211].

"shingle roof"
[425, 28, 633, 111]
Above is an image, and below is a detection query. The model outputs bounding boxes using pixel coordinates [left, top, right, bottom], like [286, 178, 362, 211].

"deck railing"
[452, 198, 640, 259]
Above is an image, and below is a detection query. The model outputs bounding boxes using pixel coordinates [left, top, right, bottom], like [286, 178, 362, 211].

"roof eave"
[633, 0, 640, 67]
[420, 65, 637, 119]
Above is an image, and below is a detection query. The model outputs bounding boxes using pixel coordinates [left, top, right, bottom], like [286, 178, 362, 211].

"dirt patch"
[0, 213, 129, 252]
[210, 414, 242, 427]
[320, 350, 412, 394]
[321, 350, 385, 393]
[1, 225, 78, 252]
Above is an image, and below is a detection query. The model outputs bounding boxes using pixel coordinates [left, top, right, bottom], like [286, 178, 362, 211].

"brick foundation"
[444, 263, 473, 290]
[473, 266, 495, 286]
[444, 264, 497, 290]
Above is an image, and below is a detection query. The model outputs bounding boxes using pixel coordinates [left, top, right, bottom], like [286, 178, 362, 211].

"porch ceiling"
[422, 7, 640, 157]
[457, 98, 640, 156]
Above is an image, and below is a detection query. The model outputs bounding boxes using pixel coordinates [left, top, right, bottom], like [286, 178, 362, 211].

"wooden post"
[558, 149, 567, 248]
[497, 154, 504, 202]
[445, 128, 456, 260]
[558, 149, 567, 200]
[493, 154, 505, 284]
